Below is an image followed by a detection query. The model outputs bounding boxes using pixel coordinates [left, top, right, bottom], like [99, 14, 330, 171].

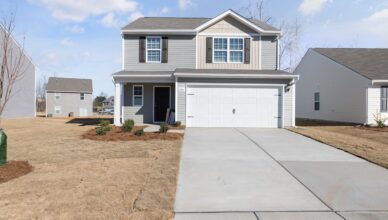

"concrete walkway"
[174, 128, 388, 220]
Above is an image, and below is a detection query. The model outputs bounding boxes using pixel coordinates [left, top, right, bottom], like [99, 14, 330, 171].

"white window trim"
[213, 37, 244, 64]
[381, 86, 388, 112]
[80, 93, 85, 100]
[132, 85, 144, 106]
[55, 93, 61, 100]
[314, 92, 320, 111]
[54, 106, 61, 114]
[146, 36, 162, 63]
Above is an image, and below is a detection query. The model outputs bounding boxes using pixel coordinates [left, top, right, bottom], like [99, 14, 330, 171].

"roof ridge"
[141, 17, 211, 19]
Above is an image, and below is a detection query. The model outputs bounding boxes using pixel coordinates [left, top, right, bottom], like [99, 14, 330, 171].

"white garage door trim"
[185, 83, 285, 128]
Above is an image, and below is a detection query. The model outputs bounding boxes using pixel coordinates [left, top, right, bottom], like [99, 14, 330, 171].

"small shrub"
[99, 119, 111, 127]
[373, 112, 387, 128]
[174, 121, 181, 127]
[122, 119, 135, 132]
[134, 129, 144, 137]
[96, 126, 108, 135]
[159, 123, 169, 133]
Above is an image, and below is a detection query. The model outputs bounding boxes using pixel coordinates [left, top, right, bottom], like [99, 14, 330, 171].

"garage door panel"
[186, 85, 282, 128]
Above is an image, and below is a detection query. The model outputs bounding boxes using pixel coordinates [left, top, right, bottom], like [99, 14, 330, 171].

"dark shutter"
[382, 86, 388, 112]
[139, 36, 146, 63]
[162, 37, 168, 63]
[244, 38, 250, 64]
[206, 37, 213, 63]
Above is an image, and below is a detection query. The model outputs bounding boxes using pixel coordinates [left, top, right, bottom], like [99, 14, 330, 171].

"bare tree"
[0, 12, 27, 118]
[240, 0, 272, 23]
[36, 74, 48, 112]
[239, 0, 303, 72]
[278, 17, 303, 72]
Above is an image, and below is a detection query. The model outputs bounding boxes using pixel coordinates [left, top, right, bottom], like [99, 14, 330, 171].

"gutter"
[371, 80, 388, 85]
[174, 72, 299, 79]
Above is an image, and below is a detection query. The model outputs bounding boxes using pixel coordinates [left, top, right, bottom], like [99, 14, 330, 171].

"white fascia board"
[195, 10, 280, 35]
[174, 72, 299, 79]
[113, 74, 173, 78]
[121, 29, 197, 35]
[372, 80, 388, 85]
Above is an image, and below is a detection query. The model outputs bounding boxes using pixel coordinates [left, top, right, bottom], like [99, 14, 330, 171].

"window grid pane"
[214, 38, 227, 50]
[229, 51, 243, 63]
[230, 38, 243, 50]
[134, 96, 142, 106]
[382, 87, 388, 112]
[147, 38, 160, 49]
[134, 87, 143, 95]
[147, 50, 161, 62]
[214, 51, 227, 63]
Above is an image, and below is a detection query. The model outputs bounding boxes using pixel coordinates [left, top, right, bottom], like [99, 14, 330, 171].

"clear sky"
[1, 0, 388, 96]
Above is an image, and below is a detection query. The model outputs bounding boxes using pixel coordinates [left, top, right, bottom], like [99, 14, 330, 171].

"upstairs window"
[55, 93, 60, 100]
[146, 37, 161, 62]
[382, 86, 388, 112]
[213, 37, 244, 63]
[80, 93, 85, 100]
[133, 85, 143, 106]
[314, 92, 320, 111]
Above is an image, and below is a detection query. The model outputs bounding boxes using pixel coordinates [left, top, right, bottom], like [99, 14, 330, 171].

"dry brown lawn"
[0, 117, 183, 220]
[289, 120, 388, 168]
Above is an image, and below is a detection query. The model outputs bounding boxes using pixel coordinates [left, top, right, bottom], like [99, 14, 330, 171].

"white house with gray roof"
[295, 48, 388, 125]
[46, 77, 93, 117]
[0, 26, 36, 119]
[113, 9, 298, 128]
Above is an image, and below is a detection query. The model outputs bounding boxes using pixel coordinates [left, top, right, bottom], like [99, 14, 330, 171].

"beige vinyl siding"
[123, 35, 196, 71]
[197, 35, 261, 69]
[261, 36, 278, 70]
[201, 16, 256, 34]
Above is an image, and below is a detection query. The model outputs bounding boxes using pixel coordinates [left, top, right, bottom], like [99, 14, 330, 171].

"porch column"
[114, 82, 122, 126]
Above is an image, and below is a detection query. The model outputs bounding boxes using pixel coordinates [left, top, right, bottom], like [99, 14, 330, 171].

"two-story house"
[46, 77, 93, 117]
[113, 10, 298, 128]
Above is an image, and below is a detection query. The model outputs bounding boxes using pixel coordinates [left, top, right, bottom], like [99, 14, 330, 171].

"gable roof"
[47, 77, 93, 93]
[313, 48, 388, 80]
[121, 10, 279, 34]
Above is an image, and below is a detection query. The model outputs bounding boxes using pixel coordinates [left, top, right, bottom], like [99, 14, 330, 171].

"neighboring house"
[46, 77, 93, 117]
[113, 9, 298, 128]
[0, 27, 36, 119]
[295, 48, 388, 125]
[102, 96, 114, 109]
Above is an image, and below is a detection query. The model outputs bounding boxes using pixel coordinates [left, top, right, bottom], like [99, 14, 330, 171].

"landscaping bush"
[373, 112, 387, 128]
[96, 126, 108, 135]
[174, 121, 181, 127]
[99, 119, 111, 127]
[134, 129, 144, 137]
[122, 119, 135, 132]
[159, 123, 169, 133]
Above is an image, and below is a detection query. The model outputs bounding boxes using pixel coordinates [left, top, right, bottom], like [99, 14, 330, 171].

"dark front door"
[154, 87, 170, 122]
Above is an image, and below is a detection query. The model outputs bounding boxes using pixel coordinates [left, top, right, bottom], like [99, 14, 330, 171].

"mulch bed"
[0, 161, 33, 184]
[82, 126, 183, 141]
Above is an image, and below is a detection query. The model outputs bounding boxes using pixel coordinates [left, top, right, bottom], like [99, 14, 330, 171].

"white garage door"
[186, 85, 282, 128]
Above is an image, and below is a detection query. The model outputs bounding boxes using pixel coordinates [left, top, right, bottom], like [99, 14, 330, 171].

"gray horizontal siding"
[46, 92, 93, 117]
[123, 83, 175, 124]
[261, 36, 277, 70]
[123, 35, 196, 71]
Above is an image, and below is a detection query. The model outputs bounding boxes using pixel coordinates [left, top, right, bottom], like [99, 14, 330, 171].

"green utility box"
[0, 129, 7, 165]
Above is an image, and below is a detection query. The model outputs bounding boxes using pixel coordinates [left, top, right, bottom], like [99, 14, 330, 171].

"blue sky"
[1, 0, 388, 96]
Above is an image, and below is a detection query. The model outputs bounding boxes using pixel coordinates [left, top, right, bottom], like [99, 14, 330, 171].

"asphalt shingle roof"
[121, 17, 279, 32]
[47, 77, 93, 93]
[313, 48, 388, 80]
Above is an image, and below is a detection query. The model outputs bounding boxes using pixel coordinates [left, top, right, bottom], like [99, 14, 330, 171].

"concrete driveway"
[174, 128, 388, 220]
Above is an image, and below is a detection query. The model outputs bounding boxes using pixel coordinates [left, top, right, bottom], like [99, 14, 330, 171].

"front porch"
[113, 71, 176, 126]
